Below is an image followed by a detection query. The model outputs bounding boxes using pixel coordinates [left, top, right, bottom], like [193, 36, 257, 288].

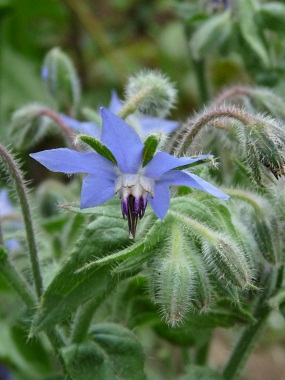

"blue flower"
[30, 108, 229, 238]
[59, 91, 180, 141]
[0, 189, 20, 251]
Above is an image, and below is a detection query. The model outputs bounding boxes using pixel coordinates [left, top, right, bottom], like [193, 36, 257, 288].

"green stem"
[38, 108, 77, 149]
[0, 252, 37, 308]
[222, 267, 281, 380]
[194, 331, 212, 365]
[118, 85, 154, 119]
[71, 295, 107, 343]
[174, 107, 254, 156]
[192, 58, 209, 105]
[0, 144, 43, 298]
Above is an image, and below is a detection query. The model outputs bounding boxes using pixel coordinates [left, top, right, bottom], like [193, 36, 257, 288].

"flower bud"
[202, 236, 252, 289]
[149, 225, 196, 326]
[124, 70, 177, 118]
[10, 104, 50, 149]
[42, 47, 81, 115]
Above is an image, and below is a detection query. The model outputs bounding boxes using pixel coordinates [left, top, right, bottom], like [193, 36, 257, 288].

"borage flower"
[30, 108, 229, 238]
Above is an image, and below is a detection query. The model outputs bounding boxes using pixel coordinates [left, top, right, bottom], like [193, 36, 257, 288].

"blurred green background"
[0, 0, 251, 132]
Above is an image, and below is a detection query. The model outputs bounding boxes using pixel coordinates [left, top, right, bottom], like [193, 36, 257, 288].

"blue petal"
[60, 114, 101, 138]
[158, 170, 230, 200]
[81, 174, 115, 208]
[148, 183, 170, 219]
[140, 116, 179, 134]
[108, 90, 123, 114]
[100, 108, 144, 173]
[30, 148, 117, 180]
[144, 152, 212, 178]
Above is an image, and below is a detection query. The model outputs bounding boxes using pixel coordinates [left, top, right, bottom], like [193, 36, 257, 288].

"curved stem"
[118, 85, 155, 119]
[222, 266, 282, 380]
[214, 86, 254, 106]
[0, 251, 37, 308]
[0, 144, 43, 298]
[38, 108, 76, 149]
[174, 107, 253, 156]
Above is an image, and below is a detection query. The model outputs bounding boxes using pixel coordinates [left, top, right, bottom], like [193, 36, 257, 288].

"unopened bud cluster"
[124, 70, 177, 118]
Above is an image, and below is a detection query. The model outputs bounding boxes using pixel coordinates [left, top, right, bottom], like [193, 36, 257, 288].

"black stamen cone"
[127, 195, 138, 238]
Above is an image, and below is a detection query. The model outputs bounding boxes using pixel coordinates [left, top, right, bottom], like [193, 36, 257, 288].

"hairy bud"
[124, 70, 177, 118]
[42, 47, 81, 115]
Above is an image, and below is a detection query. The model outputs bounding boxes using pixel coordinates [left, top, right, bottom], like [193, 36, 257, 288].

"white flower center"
[114, 173, 155, 238]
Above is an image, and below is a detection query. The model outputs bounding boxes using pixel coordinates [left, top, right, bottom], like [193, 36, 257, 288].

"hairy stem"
[214, 86, 254, 106]
[0, 252, 36, 308]
[38, 108, 76, 148]
[222, 266, 282, 380]
[71, 292, 112, 343]
[174, 107, 253, 156]
[118, 84, 155, 119]
[0, 144, 43, 298]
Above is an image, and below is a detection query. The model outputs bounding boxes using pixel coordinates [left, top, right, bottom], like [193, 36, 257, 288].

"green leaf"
[184, 299, 256, 328]
[78, 134, 117, 164]
[142, 132, 162, 166]
[10, 324, 52, 374]
[178, 365, 224, 380]
[60, 197, 122, 218]
[61, 323, 146, 380]
[259, 2, 285, 33]
[190, 10, 231, 60]
[154, 323, 210, 347]
[31, 216, 131, 333]
[77, 218, 168, 271]
[237, 0, 270, 67]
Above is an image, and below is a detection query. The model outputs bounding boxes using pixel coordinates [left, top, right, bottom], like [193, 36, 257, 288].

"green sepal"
[174, 156, 213, 171]
[142, 132, 162, 166]
[61, 323, 146, 380]
[78, 134, 117, 164]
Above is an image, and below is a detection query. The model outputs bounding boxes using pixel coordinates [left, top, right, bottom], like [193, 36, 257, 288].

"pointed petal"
[148, 183, 170, 219]
[81, 174, 115, 208]
[144, 152, 212, 178]
[60, 114, 101, 138]
[108, 90, 123, 114]
[140, 116, 179, 135]
[100, 108, 144, 173]
[30, 148, 117, 180]
[158, 170, 230, 200]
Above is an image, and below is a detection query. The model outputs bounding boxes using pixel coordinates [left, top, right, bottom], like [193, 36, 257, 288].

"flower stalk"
[118, 85, 155, 119]
[0, 144, 43, 298]
[0, 247, 36, 308]
[174, 106, 254, 155]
